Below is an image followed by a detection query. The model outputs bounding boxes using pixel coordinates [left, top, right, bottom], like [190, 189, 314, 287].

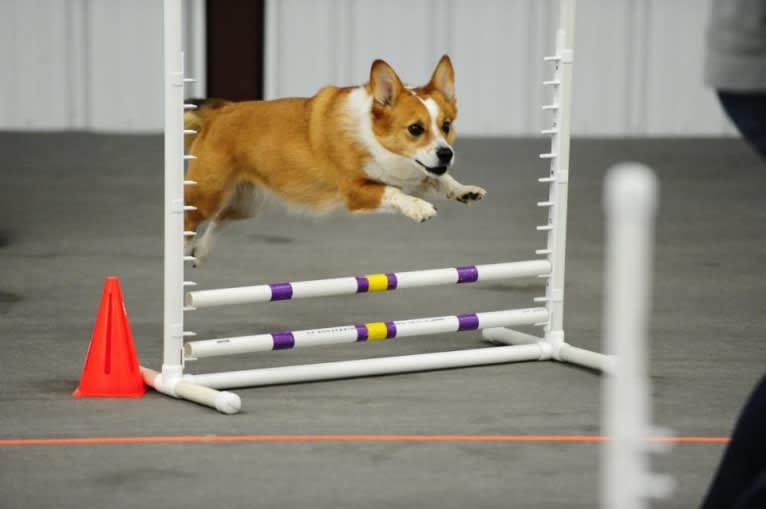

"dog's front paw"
[401, 197, 438, 223]
[454, 185, 487, 204]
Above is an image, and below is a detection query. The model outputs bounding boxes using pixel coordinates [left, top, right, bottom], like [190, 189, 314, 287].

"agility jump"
[143, 0, 610, 414]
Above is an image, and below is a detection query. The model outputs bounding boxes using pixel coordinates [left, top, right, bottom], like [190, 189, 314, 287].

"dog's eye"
[442, 121, 451, 134]
[408, 123, 425, 136]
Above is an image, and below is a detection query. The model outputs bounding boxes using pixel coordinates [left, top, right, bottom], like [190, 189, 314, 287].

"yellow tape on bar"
[365, 322, 389, 340]
[366, 274, 390, 292]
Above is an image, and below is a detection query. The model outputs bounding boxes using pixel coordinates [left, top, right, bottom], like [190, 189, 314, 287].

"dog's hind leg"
[190, 181, 259, 267]
[184, 207, 205, 256]
[184, 158, 235, 261]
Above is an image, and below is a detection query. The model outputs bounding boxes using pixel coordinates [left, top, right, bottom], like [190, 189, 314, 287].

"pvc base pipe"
[141, 367, 241, 414]
[482, 327, 544, 346]
[185, 344, 552, 389]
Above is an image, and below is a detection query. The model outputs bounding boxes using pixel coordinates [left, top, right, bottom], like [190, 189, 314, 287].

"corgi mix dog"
[184, 55, 486, 266]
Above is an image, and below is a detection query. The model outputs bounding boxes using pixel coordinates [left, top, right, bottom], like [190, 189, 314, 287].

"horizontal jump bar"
[186, 259, 551, 308]
[184, 307, 548, 359]
[184, 342, 549, 389]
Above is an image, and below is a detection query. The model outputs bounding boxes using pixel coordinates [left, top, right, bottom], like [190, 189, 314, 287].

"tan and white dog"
[184, 55, 486, 265]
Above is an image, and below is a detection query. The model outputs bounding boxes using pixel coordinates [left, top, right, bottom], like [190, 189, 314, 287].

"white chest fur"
[344, 87, 425, 193]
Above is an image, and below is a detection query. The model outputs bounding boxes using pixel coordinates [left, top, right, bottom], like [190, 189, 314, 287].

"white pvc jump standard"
[144, 0, 611, 414]
[481, 0, 592, 366]
[140, 0, 241, 414]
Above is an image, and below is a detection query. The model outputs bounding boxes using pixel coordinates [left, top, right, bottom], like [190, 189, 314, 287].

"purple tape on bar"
[386, 273, 398, 290]
[456, 266, 479, 283]
[355, 324, 368, 341]
[385, 321, 397, 338]
[355, 276, 369, 293]
[269, 282, 293, 301]
[457, 313, 480, 331]
[272, 331, 295, 350]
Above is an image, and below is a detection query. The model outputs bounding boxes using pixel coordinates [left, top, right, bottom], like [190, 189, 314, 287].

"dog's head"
[365, 55, 457, 177]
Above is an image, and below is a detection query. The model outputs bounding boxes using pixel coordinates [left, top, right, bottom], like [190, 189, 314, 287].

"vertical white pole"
[601, 164, 671, 508]
[163, 0, 185, 381]
[542, 0, 575, 352]
[189, 0, 206, 98]
[264, 0, 280, 100]
[153, 0, 242, 414]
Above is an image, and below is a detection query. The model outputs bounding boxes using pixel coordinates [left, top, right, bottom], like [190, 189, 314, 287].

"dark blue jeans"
[701, 94, 766, 507]
[701, 374, 766, 508]
[718, 92, 766, 159]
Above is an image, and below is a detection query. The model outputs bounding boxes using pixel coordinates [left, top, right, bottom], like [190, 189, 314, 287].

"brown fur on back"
[184, 98, 231, 152]
[183, 86, 381, 234]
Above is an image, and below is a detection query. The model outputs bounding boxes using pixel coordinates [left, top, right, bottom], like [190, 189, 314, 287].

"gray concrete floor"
[1, 133, 764, 508]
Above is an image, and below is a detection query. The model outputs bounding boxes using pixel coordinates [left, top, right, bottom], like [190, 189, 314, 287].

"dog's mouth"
[415, 160, 448, 176]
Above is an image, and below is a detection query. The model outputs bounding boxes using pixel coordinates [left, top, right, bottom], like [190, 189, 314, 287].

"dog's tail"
[184, 98, 230, 151]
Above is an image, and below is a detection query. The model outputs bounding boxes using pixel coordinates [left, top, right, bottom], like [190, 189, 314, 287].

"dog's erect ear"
[370, 59, 403, 106]
[427, 54, 455, 101]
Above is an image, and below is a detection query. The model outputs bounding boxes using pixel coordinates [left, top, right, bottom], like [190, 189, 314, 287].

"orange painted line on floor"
[0, 434, 730, 446]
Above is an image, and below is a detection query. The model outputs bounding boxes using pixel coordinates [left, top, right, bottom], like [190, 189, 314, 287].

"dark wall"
[206, 0, 265, 101]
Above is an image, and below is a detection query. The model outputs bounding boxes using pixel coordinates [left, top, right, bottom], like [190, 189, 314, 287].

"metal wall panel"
[0, 0, 736, 135]
[265, 0, 735, 136]
[451, 0, 554, 136]
[87, 0, 164, 131]
[1, 0, 71, 129]
[571, 0, 633, 135]
[644, 0, 734, 135]
[0, 0, 204, 132]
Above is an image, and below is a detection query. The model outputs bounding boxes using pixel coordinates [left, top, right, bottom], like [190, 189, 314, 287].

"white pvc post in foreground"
[601, 164, 672, 509]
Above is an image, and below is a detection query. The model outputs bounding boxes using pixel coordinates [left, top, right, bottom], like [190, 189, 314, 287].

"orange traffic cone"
[73, 276, 146, 398]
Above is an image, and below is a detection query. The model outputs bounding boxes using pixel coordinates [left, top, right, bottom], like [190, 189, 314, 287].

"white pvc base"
[146, 337, 609, 410]
[141, 366, 242, 414]
[482, 327, 543, 345]
[185, 343, 552, 389]
[559, 343, 613, 373]
[483, 328, 613, 372]
[183, 340, 610, 390]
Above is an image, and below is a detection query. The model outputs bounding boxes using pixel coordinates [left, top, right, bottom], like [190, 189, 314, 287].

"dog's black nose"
[436, 147, 453, 164]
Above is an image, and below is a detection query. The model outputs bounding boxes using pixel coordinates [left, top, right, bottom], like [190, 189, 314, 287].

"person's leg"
[733, 470, 766, 508]
[701, 373, 766, 508]
[717, 92, 766, 159]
